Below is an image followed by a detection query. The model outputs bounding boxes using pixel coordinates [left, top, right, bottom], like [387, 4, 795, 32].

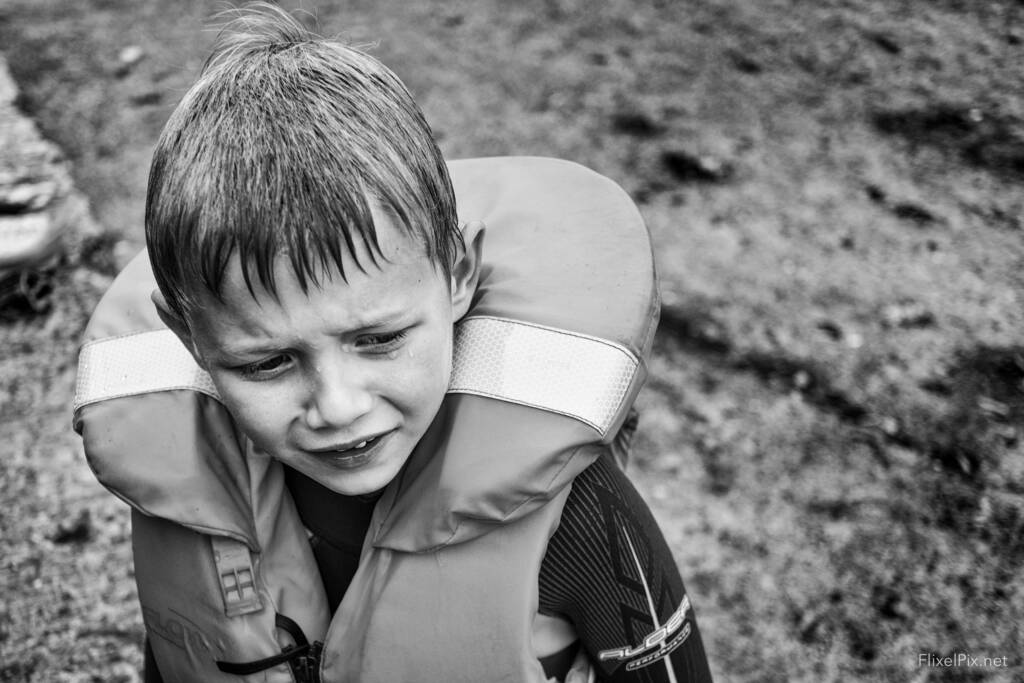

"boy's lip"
[307, 430, 394, 469]
[308, 430, 391, 454]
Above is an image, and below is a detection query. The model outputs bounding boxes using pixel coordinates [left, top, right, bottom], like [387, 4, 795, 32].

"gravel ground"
[1, 1, 1022, 681]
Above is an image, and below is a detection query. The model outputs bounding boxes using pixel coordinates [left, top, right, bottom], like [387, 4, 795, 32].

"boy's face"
[161, 213, 482, 496]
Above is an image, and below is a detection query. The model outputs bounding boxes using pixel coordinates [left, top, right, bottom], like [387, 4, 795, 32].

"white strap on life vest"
[74, 316, 638, 438]
[449, 317, 637, 437]
[74, 329, 220, 408]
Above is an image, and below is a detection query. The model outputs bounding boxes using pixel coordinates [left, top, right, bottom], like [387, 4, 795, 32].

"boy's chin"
[299, 446, 410, 497]
[316, 474, 392, 497]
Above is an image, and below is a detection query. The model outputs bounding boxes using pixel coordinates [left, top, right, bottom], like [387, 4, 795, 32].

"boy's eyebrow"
[213, 341, 289, 359]
[349, 310, 409, 330]
[214, 310, 412, 358]
[325, 309, 411, 337]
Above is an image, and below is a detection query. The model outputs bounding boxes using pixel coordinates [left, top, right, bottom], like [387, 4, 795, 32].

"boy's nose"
[304, 371, 373, 430]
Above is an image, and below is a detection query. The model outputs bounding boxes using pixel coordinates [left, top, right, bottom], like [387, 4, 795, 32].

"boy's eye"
[238, 354, 292, 380]
[357, 330, 408, 354]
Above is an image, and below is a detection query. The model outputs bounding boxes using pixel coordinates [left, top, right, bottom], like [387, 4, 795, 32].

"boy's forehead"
[222, 205, 427, 296]
[194, 227, 438, 328]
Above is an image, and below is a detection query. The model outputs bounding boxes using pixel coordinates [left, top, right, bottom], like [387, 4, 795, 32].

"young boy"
[74, 5, 712, 682]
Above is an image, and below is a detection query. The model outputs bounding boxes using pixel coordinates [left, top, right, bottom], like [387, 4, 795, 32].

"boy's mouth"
[310, 431, 392, 469]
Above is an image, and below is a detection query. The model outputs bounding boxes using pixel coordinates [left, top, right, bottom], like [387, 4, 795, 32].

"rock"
[816, 319, 843, 341]
[919, 376, 952, 396]
[0, 57, 72, 221]
[660, 148, 734, 183]
[865, 184, 886, 203]
[51, 509, 92, 544]
[118, 45, 145, 67]
[864, 183, 937, 225]
[866, 31, 901, 55]
[977, 396, 1010, 419]
[817, 318, 862, 348]
[0, 54, 101, 309]
[890, 201, 936, 225]
[114, 46, 145, 78]
[108, 661, 142, 683]
[726, 48, 763, 74]
[610, 110, 664, 137]
[129, 91, 162, 107]
[658, 301, 732, 353]
[0, 179, 58, 213]
[0, 214, 56, 265]
[880, 301, 936, 329]
[879, 416, 900, 436]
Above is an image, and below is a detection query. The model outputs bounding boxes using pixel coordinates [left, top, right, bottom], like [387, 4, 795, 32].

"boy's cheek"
[403, 330, 452, 380]
[212, 378, 290, 439]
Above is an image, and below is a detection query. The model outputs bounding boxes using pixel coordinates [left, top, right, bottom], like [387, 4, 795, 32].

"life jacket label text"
[143, 605, 214, 655]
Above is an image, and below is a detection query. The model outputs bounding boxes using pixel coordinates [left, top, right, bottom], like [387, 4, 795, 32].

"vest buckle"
[288, 640, 323, 683]
[216, 613, 321, 682]
[210, 536, 264, 617]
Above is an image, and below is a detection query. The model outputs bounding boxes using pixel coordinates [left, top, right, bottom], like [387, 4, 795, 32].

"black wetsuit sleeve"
[143, 639, 164, 683]
[538, 455, 713, 682]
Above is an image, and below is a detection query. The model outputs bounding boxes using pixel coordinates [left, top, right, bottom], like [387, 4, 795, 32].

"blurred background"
[0, 1, 1022, 681]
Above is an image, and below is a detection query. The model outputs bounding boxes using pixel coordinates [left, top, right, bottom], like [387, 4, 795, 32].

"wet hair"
[145, 2, 459, 320]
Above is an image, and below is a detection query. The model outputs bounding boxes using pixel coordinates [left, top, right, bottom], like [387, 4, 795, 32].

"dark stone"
[919, 377, 953, 396]
[727, 49, 763, 74]
[657, 302, 731, 354]
[610, 111, 664, 137]
[891, 201, 936, 225]
[845, 618, 879, 661]
[816, 319, 843, 341]
[660, 149, 733, 183]
[51, 509, 92, 544]
[867, 31, 902, 55]
[129, 91, 162, 107]
[865, 184, 886, 203]
[881, 301, 936, 329]
[872, 585, 907, 620]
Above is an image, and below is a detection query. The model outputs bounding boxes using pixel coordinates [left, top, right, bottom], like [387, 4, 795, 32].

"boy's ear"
[151, 289, 206, 369]
[450, 220, 485, 321]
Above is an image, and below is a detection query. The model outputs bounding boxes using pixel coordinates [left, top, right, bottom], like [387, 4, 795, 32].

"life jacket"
[74, 156, 659, 682]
